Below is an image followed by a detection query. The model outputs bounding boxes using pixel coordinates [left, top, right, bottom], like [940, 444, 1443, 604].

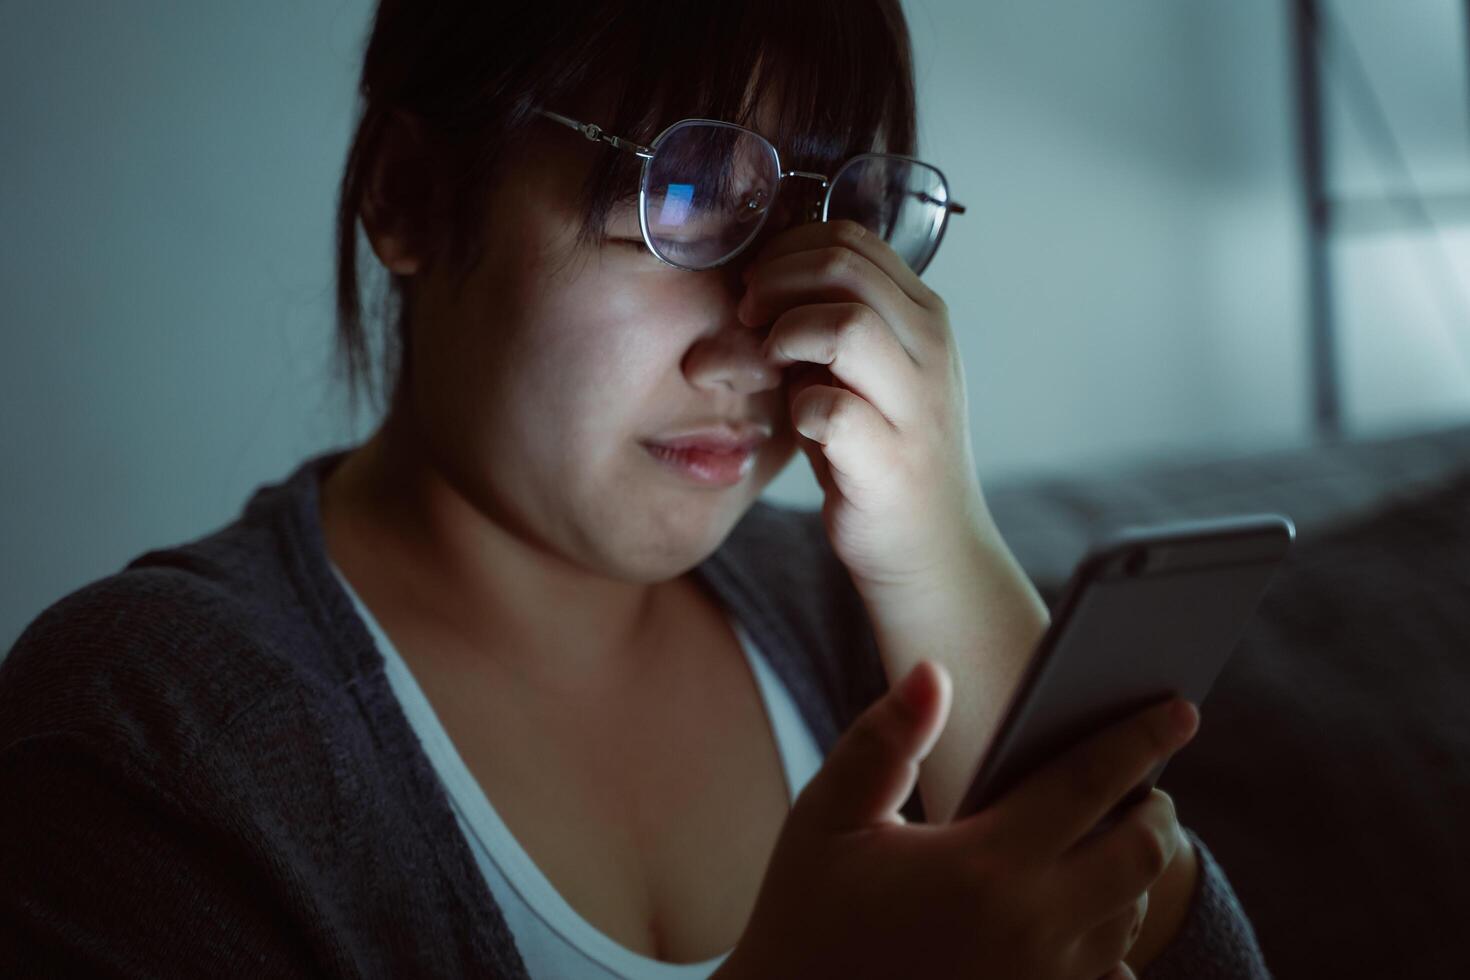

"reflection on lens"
[642, 120, 780, 269]
[826, 155, 951, 274]
[656, 183, 695, 227]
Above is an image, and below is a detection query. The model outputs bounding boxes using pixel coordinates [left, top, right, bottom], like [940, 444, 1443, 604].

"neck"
[318, 412, 680, 695]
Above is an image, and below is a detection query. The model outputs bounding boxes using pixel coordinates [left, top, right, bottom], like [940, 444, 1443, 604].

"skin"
[321, 94, 1198, 974]
[322, 111, 799, 698]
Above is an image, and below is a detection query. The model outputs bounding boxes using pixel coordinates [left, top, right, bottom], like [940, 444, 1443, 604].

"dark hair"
[333, 0, 918, 423]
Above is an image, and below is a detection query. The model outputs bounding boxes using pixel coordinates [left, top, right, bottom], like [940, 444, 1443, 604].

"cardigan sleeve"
[1138, 827, 1274, 979]
[0, 729, 322, 979]
[0, 572, 329, 979]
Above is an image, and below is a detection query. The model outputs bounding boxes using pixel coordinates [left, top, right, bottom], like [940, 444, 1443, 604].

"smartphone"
[950, 513, 1295, 829]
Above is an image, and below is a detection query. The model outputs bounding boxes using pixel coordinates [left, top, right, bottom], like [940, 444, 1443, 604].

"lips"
[648, 435, 765, 453]
[643, 423, 771, 454]
[640, 422, 771, 488]
[643, 443, 758, 487]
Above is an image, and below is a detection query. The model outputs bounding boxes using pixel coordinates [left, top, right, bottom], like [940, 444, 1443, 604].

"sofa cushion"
[983, 422, 1470, 592]
[1149, 469, 1470, 978]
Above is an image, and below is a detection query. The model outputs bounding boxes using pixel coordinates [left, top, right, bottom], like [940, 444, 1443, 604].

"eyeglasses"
[536, 109, 966, 275]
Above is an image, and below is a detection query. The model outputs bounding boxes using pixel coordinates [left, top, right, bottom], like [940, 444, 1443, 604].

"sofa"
[979, 421, 1470, 979]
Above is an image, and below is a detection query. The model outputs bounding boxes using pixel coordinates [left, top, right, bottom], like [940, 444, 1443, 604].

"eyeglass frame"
[535, 108, 966, 274]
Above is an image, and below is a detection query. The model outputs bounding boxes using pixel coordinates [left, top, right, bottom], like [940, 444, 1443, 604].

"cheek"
[498, 287, 677, 448]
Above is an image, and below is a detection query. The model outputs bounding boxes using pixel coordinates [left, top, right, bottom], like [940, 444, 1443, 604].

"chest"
[408, 601, 795, 965]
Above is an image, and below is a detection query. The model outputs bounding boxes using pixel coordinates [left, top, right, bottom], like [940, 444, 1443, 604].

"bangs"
[535, 0, 918, 253]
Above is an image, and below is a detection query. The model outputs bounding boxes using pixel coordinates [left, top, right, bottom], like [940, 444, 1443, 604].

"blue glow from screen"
[656, 183, 694, 227]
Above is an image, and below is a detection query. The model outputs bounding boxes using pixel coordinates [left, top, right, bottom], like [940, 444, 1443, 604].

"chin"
[607, 493, 750, 583]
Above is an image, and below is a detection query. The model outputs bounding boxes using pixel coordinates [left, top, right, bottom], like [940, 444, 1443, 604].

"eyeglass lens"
[827, 154, 951, 275]
[641, 120, 954, 274]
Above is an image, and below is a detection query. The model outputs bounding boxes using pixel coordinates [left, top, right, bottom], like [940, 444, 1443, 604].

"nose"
[681, 176, 829, 396]
[680, 256, 786, 398]
[682, 315, 782, 397]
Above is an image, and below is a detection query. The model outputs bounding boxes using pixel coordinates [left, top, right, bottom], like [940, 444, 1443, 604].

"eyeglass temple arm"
[536, 109, 655, 159]
[914, 189, 966, 215]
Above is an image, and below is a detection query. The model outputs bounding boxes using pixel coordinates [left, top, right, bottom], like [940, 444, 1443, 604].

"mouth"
[641, 441, 761, 488]
[640, 421, 772, 488]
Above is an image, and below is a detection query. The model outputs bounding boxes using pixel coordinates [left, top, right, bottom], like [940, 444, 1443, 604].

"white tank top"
[328, 561, 825, 979]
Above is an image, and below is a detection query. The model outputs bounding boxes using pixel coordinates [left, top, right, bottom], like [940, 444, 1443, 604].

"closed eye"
[619, 239, 670, 261]
[608, 237, 700, 262]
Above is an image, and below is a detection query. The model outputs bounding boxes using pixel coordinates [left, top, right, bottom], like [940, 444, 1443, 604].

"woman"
[0, 2, 1271, 977]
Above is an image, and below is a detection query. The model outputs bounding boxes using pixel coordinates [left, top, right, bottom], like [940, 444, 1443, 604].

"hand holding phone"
[719, 661, 1203, 980]
[722, 513, 1291, 980]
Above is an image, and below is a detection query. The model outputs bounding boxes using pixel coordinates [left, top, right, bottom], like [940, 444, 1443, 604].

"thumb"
[800, 658, 952, 834]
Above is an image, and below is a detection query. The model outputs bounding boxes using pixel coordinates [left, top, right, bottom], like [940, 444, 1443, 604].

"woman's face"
[395, 117, 802, 584]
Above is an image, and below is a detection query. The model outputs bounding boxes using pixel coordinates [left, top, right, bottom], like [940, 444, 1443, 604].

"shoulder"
[0, 565, 412, 977]
[0, 563, 317, 775]
[1, 448, 364, 767]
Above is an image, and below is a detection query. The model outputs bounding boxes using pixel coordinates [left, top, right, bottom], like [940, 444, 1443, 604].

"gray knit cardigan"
[0, 447, 1271, 978]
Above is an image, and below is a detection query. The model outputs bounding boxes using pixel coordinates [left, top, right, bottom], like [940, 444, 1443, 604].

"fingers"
[1095, 959, 1140, 980]
[1056, 789, 1179, 931]
[783, 380, 901, 489]
[1075, 894, 1148, 980]
[794, 659, 952, 836]
[745, 217, 943, 313]
[761, 302, 921, 430]
[734, 219, 950, 473]
[739, 238, 931, 359]
[983, 698, 1198, 862]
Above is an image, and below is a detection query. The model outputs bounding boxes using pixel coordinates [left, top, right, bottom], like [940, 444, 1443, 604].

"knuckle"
[820, 245, 855, 280]
[1126, 893, 1150, 947]
[823, 391, 856, 433]
[1128, 816, 1170, 880]
[1153, 787, 1178, 824]
[831, 305, 873, 343]
[831, 218, 868, 246]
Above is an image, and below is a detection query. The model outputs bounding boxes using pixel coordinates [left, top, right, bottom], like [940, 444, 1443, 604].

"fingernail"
[1171, 700, 1199, 740]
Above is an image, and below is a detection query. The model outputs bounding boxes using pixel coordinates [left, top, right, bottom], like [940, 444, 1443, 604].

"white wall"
[0, 0, 1358, 650]
[1, 1, 371, 652]
[767, 0, 1318, 505]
